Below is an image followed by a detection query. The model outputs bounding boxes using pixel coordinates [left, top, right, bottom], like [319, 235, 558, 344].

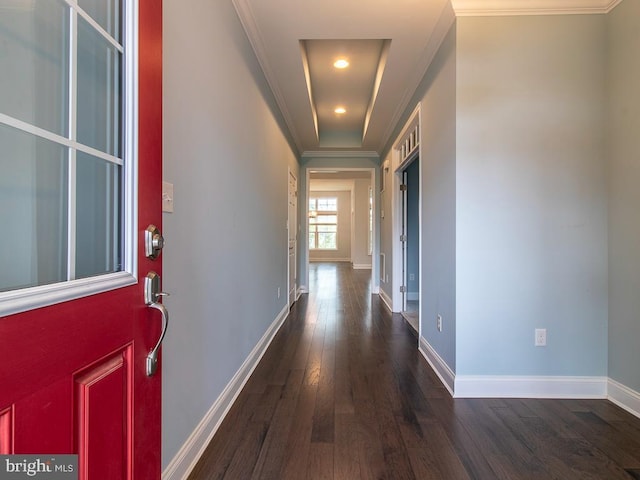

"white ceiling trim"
[379, 1, 455, 155]
[232, 0, 303, 153]
[301, 151, 379, 159]
[362, 41, 391, 143]
[299, 43, 319, 142]
[451, 0, 623, 16]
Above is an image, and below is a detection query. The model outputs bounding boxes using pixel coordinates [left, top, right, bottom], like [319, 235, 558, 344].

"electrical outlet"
[277, 287, 281, 299]
[535, 328, 546, 347]
[409, 273, 415, 281]
[437, 314, 442, 332]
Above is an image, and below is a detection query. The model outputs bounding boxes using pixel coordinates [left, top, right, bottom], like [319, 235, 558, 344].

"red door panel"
[74, 346, 133, 480]
[0, 407, 13, 454]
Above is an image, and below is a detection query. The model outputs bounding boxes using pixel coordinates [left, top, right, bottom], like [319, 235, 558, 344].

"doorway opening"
[391, 103, 421, 339]
[305, 168, 376, 294]
[400, 157, 419, 333]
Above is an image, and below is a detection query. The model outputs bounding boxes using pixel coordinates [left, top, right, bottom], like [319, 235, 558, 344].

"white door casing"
[288, 169, 297, 307]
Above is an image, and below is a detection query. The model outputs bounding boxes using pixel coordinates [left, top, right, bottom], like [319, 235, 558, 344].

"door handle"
[146, 302, 168, 376]
[144, 272, 169, 377]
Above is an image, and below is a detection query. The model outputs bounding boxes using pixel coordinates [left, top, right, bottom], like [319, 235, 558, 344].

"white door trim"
[391, 104, 422, 338]
[287, 168, 297, 308]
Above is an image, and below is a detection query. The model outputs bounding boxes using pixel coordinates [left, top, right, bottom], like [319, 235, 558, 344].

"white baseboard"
[418, 337, 455, 395]
[372, 286, 380, 295]
[454, 375, 608, 399]
[162, 304, 290, 480]
[352, 264, 372, 270]
[297, 286, 308, 296]
[378, 289, 392, 313]
[608, 378, 640, 419]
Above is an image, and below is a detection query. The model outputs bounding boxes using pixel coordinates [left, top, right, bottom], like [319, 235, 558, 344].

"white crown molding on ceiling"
[232, 0, 304, 154]
[451, 0, 623, 16]
[301, 151, 380, 159]
[380, 1, 455, 155]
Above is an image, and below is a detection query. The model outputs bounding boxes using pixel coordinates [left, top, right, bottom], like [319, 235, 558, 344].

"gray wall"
[456, 15, 608, 376]
[308, 190, 351, 261]
[162, 0, 298, 468]
[607, 0, 640, 392]
[380, 13, 611, 379]
[416, 24, 457, 371]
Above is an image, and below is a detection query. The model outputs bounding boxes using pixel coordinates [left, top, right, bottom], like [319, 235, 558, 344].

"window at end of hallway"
[309, 197, 337, 250]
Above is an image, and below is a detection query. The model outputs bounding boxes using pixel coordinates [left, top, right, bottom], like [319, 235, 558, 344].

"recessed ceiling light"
[334, 59, 349, 69]
[334, 107, 346, 114]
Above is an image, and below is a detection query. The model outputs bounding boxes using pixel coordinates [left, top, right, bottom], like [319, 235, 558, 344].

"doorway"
[304, 168, 376, 293]
[401, 158, 420, 332]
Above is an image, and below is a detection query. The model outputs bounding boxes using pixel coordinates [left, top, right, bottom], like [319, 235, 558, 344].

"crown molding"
[451, 0, 623, 16]
[380, 1, 455, 154]
[301, 150, 380, 159]
[232, 0, 303, 153]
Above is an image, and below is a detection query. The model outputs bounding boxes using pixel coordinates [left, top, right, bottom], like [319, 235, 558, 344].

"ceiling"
[231, 0, 618, 157]
[232, 0, 454, 156]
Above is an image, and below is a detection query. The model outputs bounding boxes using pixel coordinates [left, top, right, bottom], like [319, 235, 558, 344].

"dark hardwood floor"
[188, 262, 640, 479]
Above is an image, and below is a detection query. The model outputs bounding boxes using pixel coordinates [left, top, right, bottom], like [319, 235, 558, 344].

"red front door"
[0, 1, 162, 478]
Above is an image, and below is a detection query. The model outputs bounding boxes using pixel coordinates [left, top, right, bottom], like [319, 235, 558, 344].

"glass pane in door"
[75, 152, 122, 279]
[77, 16, 122, 157]
[79, 0, 122, 43]
[0, 0, 69, 136]
[0, 124, 68, 292]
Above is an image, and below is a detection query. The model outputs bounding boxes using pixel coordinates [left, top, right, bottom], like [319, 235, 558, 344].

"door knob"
[145, 224, 164, 260]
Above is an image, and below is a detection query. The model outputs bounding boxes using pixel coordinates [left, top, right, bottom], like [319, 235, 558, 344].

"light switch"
[162, 181, 174, 213]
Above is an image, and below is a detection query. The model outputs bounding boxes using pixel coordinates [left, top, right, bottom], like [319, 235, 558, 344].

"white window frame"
[309, 197, 338, 250]
[0, 0, 139, 317]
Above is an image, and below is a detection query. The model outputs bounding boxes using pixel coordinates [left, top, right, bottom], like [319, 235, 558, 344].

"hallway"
[187, 263, 640, 479]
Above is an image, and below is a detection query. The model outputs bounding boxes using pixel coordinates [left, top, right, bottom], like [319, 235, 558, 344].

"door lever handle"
[146, 301, 168, 377]
[144, 271, 169, 377]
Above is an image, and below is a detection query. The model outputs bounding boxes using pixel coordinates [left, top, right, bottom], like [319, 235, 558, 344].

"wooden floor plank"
[354, 398, 387, 480]
[333, 413, 361, 479]
[306, 443, 333, 480]
[249, 370, 305, 479]
[278, 384, 317, 480]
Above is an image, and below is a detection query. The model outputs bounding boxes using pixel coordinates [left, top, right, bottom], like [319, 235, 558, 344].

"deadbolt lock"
[145, 224, 164, 260]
